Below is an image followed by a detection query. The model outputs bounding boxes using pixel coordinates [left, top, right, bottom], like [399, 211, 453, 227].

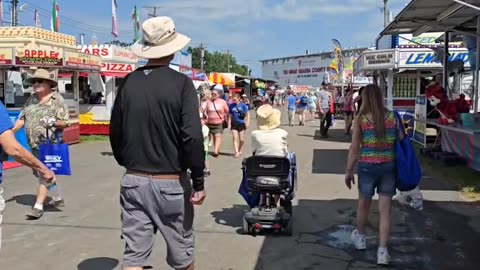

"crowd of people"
[0, 16, 405, 269]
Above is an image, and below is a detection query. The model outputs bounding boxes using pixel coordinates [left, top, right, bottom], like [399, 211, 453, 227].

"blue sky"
[11, 0, 411, 76]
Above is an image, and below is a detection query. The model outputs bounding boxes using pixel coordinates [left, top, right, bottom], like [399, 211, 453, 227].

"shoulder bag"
[393, 111, 422, 191]
[212, 100, 228, 129]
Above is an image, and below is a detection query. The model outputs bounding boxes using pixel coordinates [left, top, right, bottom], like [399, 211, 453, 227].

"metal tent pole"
[475, 16, 480, 112]
[443, 32, 450, 96]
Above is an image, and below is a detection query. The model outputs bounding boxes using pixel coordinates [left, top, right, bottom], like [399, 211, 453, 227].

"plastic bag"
[396, 186, 423, 211]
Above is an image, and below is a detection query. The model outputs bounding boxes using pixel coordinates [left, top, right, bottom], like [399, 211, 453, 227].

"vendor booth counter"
[76, 45, 138, 135]
[355, 47, 471, 138]
[0, 27, 102, 168]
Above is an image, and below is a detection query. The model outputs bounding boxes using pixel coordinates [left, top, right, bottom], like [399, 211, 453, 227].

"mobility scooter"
[239, 154, 297, 235]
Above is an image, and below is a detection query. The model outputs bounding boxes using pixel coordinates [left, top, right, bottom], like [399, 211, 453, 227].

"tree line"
[187, 46, 250, 76]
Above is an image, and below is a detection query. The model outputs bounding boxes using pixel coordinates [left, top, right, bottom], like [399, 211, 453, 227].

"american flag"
[111, 0, 118, 38]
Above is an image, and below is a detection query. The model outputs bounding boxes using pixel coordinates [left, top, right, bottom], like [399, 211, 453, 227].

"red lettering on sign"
[24, 49, 59, 59]
[83, 48, 110, 57]
[101, 63, 134, 72]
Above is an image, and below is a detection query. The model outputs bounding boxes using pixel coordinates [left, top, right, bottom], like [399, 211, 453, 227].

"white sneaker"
[377, 247, 390, 265]
[351, 229, 366, 250]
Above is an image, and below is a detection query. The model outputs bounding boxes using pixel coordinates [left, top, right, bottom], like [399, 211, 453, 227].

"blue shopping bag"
[393, 111, 421, 191]
[238, 168, 260, 208]
[38, 129, 71, 176]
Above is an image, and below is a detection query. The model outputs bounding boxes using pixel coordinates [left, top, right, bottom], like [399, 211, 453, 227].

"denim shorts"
[357, 161, 397, 198]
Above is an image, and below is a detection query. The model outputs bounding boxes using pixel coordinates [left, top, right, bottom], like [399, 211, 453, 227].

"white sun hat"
[131, 16, 191, 59]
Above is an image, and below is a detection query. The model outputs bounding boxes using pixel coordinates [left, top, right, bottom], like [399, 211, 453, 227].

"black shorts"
[344, 111, 353, 116]
[231, 121, 246, 132]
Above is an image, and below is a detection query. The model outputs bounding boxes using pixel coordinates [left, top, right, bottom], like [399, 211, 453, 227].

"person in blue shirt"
[229, 94, 250, 158]
[286, 91, 297, 126]
[0, 102, 54, 243]
[295, 92, 308, 126]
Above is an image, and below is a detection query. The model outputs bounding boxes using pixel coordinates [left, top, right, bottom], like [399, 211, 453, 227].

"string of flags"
[0, 0, 143, 42]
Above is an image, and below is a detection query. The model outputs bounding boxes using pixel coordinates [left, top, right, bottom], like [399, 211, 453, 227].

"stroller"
[239, 153, 297, 235]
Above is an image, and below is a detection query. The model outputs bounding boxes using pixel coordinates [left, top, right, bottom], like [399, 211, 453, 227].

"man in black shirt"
[110, 17, 205, 270]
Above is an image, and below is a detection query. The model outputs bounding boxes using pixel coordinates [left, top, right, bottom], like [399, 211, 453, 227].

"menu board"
[393, 75, 417, 98]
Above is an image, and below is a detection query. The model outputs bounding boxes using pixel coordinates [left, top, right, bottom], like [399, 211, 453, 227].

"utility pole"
[11, 0, 19, 26]
[227, 49, 230, 73]
[143, 6, 160, 18]
[199, 43, 205, 71]
[383, 0, 389, 28]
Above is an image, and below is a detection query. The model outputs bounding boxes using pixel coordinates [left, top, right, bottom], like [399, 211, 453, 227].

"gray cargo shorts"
[120, 172, 194, 269]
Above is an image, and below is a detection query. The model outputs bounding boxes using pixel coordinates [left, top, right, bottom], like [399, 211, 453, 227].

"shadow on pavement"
[253, 199, 480, 270]
[296, 133, 314, 138]
[313, 128, 352, 143]
[5, 194, 64, 212]
[312, 149, 349, 175]
[210, 204, 249, 233]
[77, 257, 119, 270]
[100, 152, 113, 156]
[208, 151, 236, 158]
[6, 194, 37, 206]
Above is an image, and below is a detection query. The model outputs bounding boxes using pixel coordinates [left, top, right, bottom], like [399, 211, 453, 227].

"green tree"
[187, 46, 249, 76]
[109, 40, 133, 46]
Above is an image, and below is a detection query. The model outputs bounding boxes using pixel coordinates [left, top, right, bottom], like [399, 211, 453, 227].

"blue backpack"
[300, 95, 308, 105]
[393, 111, 422, 191]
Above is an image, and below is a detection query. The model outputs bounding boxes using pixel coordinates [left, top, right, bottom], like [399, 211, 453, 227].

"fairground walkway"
[1, 111, 479, 270]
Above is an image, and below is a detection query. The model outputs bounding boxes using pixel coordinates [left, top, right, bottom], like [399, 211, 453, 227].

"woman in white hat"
[251, 104, 289, 206]
[251, 104, 288, 157]
[12, 69, 69, 219]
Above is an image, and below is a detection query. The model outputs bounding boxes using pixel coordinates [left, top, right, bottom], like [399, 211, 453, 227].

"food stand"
[0, 27, 101, 154]
[75, 44, 138, 135]
[355, 44, 470, 138]
[179, 66, 210, 89]
[372, 0, 480, 171]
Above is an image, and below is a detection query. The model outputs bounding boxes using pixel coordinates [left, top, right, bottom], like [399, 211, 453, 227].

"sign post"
[413, 94, 427, 146]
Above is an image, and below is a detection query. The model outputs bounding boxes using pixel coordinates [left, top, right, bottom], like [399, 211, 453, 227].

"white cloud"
[350, 0, 411, 45]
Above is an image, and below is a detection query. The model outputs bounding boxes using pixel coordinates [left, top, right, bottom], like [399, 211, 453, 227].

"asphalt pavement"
[0, 108, 479, 270]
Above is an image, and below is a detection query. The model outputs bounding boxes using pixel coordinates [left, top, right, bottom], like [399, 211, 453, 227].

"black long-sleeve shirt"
[109, 65, 205, 191]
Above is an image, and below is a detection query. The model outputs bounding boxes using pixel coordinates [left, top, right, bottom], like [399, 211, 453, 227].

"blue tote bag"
[238, 168, 260, 208]
[393, 111, 421, 191]
[38, 129, 72, 176]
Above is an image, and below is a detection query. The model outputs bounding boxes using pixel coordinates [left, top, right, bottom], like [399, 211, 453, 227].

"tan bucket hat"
[131, 16, 191, 59]
[26, 69, 57, 87]
[257, 104, 281, 130]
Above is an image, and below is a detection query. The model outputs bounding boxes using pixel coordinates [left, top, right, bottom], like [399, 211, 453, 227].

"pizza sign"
[16, 47, 63, 67]
[101, 63, 135, 73]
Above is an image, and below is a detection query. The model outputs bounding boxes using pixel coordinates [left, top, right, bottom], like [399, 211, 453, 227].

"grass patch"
[80, 135, 109, 143]
[414, 144, 480, 201]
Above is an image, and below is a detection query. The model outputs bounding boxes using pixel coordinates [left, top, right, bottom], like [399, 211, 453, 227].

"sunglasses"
[31, 79, 45, 84]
